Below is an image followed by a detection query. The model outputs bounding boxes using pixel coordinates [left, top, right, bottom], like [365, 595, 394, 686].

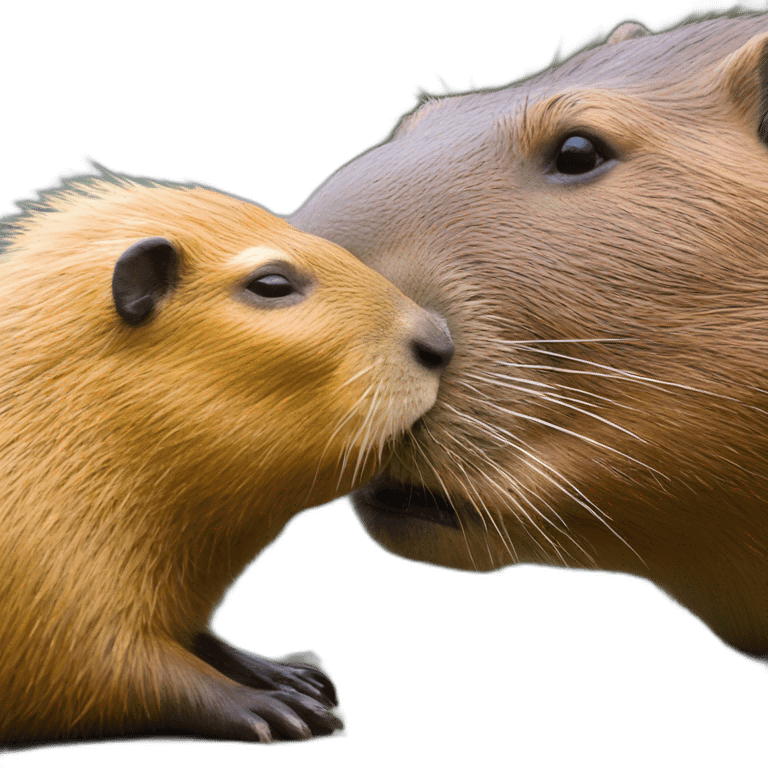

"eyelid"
[243, 260, 311, 291]
[550, 131, 614, 164]
[238, 258, 314, 307]
[499, 90, 647, 163]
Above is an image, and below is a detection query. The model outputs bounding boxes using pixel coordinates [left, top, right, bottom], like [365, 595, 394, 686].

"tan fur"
[0, 177, 444, 740]
[291, 13, 768, 656]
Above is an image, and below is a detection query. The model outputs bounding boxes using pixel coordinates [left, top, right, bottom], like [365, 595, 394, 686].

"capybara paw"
[275, 661, 338, 708]
[248, 656, 338, 707]
[192, 633, 338, 707]
[184, 688, 342, 742]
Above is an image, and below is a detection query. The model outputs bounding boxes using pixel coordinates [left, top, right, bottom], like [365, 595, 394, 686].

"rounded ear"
[715, 31, 768, 144]
[112, 237, 180, 325]
[605, 21, 649, 45]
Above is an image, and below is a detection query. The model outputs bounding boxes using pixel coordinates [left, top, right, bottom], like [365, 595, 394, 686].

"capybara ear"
[715, 31, 768, 144]
[112, 236, 180, 325]
[605, 21, 648, 45]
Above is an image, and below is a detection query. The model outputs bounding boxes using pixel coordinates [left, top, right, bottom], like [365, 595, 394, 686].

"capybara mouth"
[353, 477, 461, 529]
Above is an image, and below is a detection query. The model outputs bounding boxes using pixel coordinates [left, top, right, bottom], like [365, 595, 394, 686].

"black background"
[0, 2, 768, 765]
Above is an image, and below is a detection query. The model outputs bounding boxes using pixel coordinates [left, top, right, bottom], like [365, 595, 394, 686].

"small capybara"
[0, 174, 453, 742]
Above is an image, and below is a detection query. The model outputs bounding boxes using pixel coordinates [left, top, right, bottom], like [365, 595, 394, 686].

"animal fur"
[0, 175, 448, 741]
[290, 12, 768, 657]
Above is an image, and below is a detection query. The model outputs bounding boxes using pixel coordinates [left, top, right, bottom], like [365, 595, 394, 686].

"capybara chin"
[290, 12, 768, 657]
[0, 174, 453, 743]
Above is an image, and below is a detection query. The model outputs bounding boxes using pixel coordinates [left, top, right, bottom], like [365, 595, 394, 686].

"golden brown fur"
[290, 12, 768, 656]
[0, 176, 448, 741]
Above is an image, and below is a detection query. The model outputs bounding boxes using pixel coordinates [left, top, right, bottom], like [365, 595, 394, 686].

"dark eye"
[554, 135, 605, 175]
[245, 273, 295, 299]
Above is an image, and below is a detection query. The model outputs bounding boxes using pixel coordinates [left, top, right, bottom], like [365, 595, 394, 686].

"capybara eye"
[554, 135, 604, 175]
[245, 274, 295, 299]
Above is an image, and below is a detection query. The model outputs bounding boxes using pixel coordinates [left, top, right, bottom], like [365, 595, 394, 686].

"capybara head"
[290, 14, 768, 656]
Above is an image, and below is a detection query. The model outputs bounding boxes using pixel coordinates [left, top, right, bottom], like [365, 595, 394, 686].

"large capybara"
[0, 174, 453, 743]
[290, 12, 768, 658]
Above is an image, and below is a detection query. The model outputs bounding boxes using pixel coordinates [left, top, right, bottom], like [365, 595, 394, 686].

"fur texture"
[290, 13, 768, 656]
[0, 176, 447, 741]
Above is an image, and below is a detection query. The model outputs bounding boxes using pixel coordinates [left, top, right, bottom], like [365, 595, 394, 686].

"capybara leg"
[156, 644, 342, 741]
[191, 632, 338, 707]
[2, 643, 341, 743]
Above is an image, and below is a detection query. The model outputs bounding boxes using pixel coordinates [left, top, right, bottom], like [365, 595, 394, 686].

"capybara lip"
[354, 477, 461, 529]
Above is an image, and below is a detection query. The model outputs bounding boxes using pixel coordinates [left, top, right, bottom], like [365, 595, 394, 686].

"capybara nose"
[411, 313, 454, 372]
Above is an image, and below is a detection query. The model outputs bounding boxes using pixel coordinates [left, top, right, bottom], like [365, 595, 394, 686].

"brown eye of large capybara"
[245, 273, 295, 298]
[554, 135, 604, 174]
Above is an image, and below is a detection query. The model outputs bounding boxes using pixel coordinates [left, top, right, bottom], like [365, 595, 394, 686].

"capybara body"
[0, 175, 452, 742]
[290, 13, 768, 656]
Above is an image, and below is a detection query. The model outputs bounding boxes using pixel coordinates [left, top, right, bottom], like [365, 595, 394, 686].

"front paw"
[261, 651, 340, 708]
[178, 685, 342, 742]
[192, 633, 338, 707]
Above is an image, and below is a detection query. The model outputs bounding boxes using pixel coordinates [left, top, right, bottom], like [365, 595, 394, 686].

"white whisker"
[440, 402, 648, 566]
[459, 391, 667, 479]
[411, 434, 482, 570]
[441, 425, 595, 565]
[431, 435, 518, 564]
[351, 380, 384, 486]
[463, 372, 645, 438]
[464, 370, 640, 410]
[508, 346, 738, 402]
[311, 382, 376, 495]
[533, 393, 647, 442]
[439, 430, 564, 564]
[491, 336, 631, 345]
[338, 361, 380, 390]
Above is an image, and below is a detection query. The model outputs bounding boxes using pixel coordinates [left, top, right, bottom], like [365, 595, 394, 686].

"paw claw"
[245, 715, 273, 743]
